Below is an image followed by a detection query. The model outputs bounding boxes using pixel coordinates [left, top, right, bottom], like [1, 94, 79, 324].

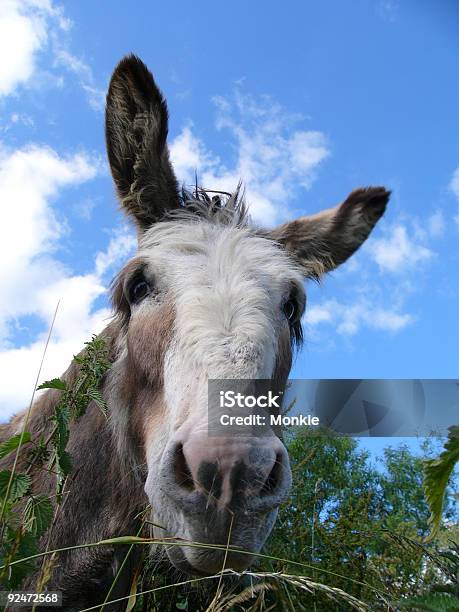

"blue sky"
[0, 0, 458, 422]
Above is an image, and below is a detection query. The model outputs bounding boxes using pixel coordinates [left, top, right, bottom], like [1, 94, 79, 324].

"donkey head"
[105, 55, 389, 575]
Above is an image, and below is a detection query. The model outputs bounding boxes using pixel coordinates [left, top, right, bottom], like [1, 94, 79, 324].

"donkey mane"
[170, 185, 249, 227]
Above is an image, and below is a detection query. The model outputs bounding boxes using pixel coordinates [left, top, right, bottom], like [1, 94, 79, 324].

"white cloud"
[72, 197, 96, 220]
[0, 228, 136, 417]
[11, 226, 134, 412]
[170, 90, 330, 225]
[288, 132, 330, 188]
[95, 227, 136, 276]
[170, 125, 218, 184]
[0, 313, 110, 415]
[449, 166, 459, 228]
[0, 113, 35, 134]
[427, 210, 445, 238]
[0, 143, 101, 340]
[0, 1, 104, 111]
[54, 48, 105, 111]
[377, 0, 399, 22]
[367, 225, 433, 273]
[0, 142, 137, 418]
[304, 299, 413, 336]
[450, 166, 459, 200]
[0, 0, 64, 97]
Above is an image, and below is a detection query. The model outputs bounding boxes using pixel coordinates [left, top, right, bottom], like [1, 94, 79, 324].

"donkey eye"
[283, 298, 297, 322]
[128, 275, 151, 305]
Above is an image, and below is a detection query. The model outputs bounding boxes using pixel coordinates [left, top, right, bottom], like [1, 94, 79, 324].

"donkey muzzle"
[148, 431, 291, 573]
[163, 432, 291, 513]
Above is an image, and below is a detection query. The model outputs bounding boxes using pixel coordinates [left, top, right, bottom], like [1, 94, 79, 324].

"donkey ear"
[105, 55, 179, 231]
[268, 187, 390, 278]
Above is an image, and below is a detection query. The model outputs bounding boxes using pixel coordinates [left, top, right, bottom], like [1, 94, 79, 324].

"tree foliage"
[424, 426, 459, 540]
[261, 430, 458, 610]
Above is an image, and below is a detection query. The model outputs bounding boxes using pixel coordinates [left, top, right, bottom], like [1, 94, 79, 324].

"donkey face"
[105, 56, 390, 575]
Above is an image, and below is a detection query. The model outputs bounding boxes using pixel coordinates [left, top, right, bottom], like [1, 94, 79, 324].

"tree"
[262, 429, 458, 610]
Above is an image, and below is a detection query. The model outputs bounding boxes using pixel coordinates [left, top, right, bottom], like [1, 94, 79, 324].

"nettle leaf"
[50, 404, 72, 492]
[23, 495, 54, 536]
[27, 438, 50, 467]
[424, 425, 459, 540]
[0, 432, 31, 459]
[6, 531, 39, 589]
[87, 387, 108, 416]
[56, 449, 72, 478]
[0, 470, 31, 501]
[37, 378, 67, 391]
[51, 404, 70, 454]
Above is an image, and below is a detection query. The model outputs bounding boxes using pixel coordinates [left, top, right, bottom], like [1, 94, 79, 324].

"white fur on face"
[136, 219, 304, 435]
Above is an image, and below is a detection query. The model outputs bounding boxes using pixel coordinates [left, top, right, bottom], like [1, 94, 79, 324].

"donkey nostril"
[173, 443, 194, 491]
[260, 453, 283, 497]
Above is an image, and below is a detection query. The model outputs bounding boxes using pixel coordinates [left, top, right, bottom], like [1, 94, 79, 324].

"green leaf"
[98, 536, 145, 545]
[2, 531, 39, 589]
[56, 449, 72, 478]
[87, 387, 108, 416]
[424, 425, 459, 540]
[126, 564, 141, 612]
[0, 432, 31, 459]
[37, 378, 66, 391]
[0, 470, 31, 502]
[26, 438, 50, 467]
[23, 495, 54, 536]
[397, 592, 459, 611]
[51, 404, 71, 477]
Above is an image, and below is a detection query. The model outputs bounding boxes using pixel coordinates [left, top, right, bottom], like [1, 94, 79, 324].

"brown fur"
[105, 55, 180, 232]
[0, 322, 145, 610]
[119, 304, 176, 458]
[268, 187, 390, 277]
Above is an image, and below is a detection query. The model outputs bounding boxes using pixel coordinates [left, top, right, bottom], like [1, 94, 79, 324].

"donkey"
[1, 55, 389, 609]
